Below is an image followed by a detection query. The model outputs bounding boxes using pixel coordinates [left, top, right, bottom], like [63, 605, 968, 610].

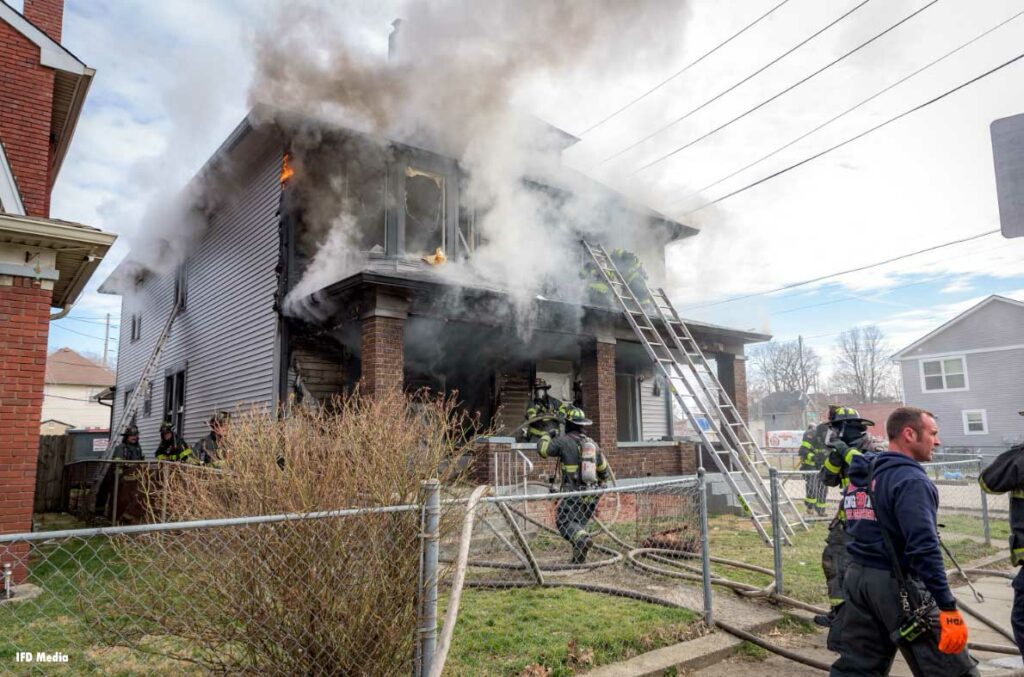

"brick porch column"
[716, 353, 749, 423]
[359, 290, 409, 398]
[581, 338, 616, 451]
[0, 275, 53, 581]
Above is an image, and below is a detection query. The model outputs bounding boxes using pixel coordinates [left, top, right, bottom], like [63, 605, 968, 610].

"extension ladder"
[582, 241, 807, 543]
[87, 298, 181, 504]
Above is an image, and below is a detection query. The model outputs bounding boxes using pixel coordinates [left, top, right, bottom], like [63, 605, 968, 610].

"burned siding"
[112, 140, 283, 451]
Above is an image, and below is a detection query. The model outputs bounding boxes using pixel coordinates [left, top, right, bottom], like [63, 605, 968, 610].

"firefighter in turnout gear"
[524, 379, 566, 441]
[113, 424, 143, 461]
[538, 407, 610, 564]
[816, 406, 884, 627]
[155, 420, 193, 462]
[978, 441, 1024, 652]
[799, 422, 830, 516]
[194, 413, 228, 466]
[583, 247, 651, 308]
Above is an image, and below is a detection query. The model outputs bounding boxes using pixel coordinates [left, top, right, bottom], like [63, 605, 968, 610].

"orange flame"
[280, 152, 295, 184]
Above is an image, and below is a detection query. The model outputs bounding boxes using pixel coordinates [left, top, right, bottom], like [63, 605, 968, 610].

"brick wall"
[0, 277, 53, 581]
[23, 0, 64, 43]
[581, 340, 616, 450]
[733, 357, 748, 422]
[0, 19, 55, 217]
[360, 315, 404, 397]
[471, 440, 697, 485]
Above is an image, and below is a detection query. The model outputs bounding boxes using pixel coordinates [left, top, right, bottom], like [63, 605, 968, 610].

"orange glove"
[937, 609, 968, 654]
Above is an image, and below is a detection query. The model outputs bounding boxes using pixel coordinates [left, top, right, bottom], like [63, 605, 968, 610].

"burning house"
[99, 106, 767, 477]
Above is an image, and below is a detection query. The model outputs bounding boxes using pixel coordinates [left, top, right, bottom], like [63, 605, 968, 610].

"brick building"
[0, 0, 115, 560]
[101, 109, 767, 480]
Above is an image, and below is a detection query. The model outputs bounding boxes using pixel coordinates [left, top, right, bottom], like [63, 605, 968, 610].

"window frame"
[174, 262, 187, 312]
[961, 409, 988, 436]
[163, 363, 187, 439]
[918, 355, 969, 393]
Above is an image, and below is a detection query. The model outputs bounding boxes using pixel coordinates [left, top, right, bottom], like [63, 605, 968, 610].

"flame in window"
[280, 152, 295, 184]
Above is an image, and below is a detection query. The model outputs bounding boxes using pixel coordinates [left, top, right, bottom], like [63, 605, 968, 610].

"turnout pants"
[555, 494, 599, 545]
[828, 563, 979, 677]
[822, 520, 851, 608]
[803, 472, 827, 513]
[1013, 568, 1024, 654]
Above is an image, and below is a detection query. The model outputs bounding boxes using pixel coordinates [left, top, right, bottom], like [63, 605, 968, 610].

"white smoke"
[250, 0, 692, 323]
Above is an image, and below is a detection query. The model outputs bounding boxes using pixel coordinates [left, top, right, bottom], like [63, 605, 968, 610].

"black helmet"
[123, 424, 139, 438]
[159, 420, 174, 434]
[564, 406, 593, 426]
[209, 411, 229, 428]
[829, 406, 874, 427]
[533, 379, 552, 391]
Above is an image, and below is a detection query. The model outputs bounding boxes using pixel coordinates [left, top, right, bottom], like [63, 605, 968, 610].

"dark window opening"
[130, 314, 141, 342]
[616, 373, 640, 442]
[142, 382, 152, 417]
[347, 155, 387, 253]
[174, 263, 187, 311]
[405, 166, 445, 256]
[164, 370, 186, 438]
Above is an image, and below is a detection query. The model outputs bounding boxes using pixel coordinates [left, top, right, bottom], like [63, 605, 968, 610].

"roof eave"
[49, 67, 95, 187]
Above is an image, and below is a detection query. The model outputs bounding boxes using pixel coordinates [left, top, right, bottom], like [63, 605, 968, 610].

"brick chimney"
[23, 0, 63, 43]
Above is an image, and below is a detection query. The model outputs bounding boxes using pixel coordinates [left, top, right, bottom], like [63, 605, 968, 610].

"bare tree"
[748, 339, 821, 394]
[830, 325, 898, 403]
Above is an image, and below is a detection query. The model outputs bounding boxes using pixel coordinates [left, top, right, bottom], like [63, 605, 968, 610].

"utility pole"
[798, 335, 810, 427]
[102, 313, 110, 368]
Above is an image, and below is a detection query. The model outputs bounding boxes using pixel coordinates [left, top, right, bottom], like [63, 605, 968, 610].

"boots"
[813, 606, 839, 627]
[571, 535, 593, 564]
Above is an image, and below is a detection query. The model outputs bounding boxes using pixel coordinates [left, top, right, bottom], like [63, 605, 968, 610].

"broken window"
[344, 152, 387, 253]
[404, 166, 445, 256]
[164, 368, 186, 438]
[174, 262, 187, 311]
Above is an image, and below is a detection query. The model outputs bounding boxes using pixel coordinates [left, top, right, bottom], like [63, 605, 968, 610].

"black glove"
[827, 438, 850, 455]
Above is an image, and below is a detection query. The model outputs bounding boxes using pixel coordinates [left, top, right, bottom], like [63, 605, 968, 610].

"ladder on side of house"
[87, 299, 182, 501]
[582, 241, 807, 544]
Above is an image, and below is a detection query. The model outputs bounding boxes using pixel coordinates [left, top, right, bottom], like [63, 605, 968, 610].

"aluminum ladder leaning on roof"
[87, 297, 182, 509]
[581, 240, 807, 544]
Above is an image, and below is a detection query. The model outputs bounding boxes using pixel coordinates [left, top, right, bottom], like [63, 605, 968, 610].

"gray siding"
[900, 348, 1024, 449]
[112, 142, 283, 452]
[900, 299, 1024, 358]
[639, 370, 669, 440]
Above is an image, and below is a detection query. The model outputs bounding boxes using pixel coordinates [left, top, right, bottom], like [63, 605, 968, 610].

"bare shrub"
[98, 389, 481, 676]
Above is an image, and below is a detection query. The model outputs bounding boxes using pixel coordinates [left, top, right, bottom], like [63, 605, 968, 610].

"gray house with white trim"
[893, 295, 1024, 451]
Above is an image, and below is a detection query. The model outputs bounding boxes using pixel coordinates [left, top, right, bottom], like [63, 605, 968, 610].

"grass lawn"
[445, 587, 699, 676]
[706, 515, 1003, 606]
[938, 513, 1010, 542]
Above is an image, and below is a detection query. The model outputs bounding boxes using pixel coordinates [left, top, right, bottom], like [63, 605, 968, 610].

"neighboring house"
[0, 0, 116, 553]
[750, 391, 812, 433]
[893, 295, 1024, 451]
[100, 108, 767, 470]
[41, 347, 115, 432]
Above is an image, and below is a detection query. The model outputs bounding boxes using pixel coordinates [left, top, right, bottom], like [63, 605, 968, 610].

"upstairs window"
[164, 368, 186, 438]
[921, 356, 967, 392]
[174, 263, 187, 311]
[130, 313, 142, 342]
[404, 166, 445, 256]
[962, 410, 988, 435]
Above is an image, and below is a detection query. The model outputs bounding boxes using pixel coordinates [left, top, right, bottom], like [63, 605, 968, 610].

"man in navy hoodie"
[829, 407, 978, 677]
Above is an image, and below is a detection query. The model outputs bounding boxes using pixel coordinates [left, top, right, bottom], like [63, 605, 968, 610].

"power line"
[672, 7, 1024, 211]
[598, 0, 873, 166]
[630, 0, 940, 175]
[681, 48, 1024, 214]
[678, 229, 999, 311]
[50, 323, 120, 342]
[577, 0, 792, 137]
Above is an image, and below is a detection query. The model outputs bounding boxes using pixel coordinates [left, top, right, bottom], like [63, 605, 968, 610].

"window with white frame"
[962, 410, 988, 435]
[921, 356, 967, 391]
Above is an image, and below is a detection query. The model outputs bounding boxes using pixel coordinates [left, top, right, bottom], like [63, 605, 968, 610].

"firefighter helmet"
[564, 407, 593, 426]
[159, 420, 174, 434]
[533, 379, 552, 391]
[829, 406, 874, 427]
[123, 424, 139, 438]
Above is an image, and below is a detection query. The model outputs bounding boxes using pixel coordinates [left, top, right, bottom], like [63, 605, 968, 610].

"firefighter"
[538, 407, 610, 564]
[523, 378, 565, 441]
[583, 247, 651, 307]
[816, 406, 884, 627]
[829, 407, 977, 676]
[113, 424, 144, 461]
[798, 422, 829, 516]
[155, 420, 193, 462]
[978, 441, 1024, 652]
[194, 413, 228, 466]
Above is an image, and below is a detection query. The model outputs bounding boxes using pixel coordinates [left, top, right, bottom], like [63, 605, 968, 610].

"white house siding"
[900, 348, 1024, 449]
[111, 139, 283, 452]
[41, 384, 110, 430]
[639, 369, 669, 440]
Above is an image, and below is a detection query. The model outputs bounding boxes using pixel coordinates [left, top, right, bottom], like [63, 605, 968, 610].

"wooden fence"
[35, 435, 73, 513]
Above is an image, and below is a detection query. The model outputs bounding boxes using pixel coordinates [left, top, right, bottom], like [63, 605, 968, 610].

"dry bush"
[98, 389, 481, 676]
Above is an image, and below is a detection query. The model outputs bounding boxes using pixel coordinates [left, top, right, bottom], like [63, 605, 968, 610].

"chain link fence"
[2, 476, 716, 676]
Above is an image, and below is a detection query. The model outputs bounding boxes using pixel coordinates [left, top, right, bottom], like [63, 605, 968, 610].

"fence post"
[418, 479, 440, 677]
[112, 464, 121, 525]
[769, 468, 784, 596]
[698, 468, 714, 627]
[979, 479, 991, 548]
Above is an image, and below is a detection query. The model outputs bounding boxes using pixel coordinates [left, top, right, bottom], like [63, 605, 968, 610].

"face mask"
[840, 425, 867, 445]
